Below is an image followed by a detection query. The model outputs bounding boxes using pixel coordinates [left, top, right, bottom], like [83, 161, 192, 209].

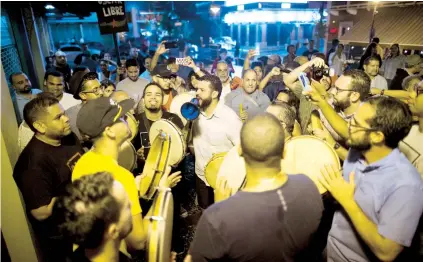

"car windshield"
[61, 46, 81, 52]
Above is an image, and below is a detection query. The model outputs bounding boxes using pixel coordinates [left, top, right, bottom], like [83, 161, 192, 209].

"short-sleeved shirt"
[371, 75, 388, 90]
[14, 89, 43, 124]
[192, 102, 242, 183]
[116, 77, 149, 106]
[190, 174, 324, 262]
[13, 135, 84, 241]
[224, 88, 271, 119]
[72, 150, 142, 216]
[65, 103, 84, 141]
[327, 148, 423, 262]
[399, 124, 423, 178]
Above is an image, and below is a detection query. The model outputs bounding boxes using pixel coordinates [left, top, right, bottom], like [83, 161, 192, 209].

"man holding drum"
[307, 83, 423, 261]
[192, 74, 243, 209]
[72, 97, 181, 254]
[189, 114, 323, 261]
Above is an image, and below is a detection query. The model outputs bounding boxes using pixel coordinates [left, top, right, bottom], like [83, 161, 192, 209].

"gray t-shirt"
[65, 103, 83, 141]
[190, 174, 323, 262]
[224, 88, 271, 119]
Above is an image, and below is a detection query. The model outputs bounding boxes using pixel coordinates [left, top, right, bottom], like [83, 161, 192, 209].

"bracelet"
[334, 142, 341, 150]
[380, 89, 385, 96]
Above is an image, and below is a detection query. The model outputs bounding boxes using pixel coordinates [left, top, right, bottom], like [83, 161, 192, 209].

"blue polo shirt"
[327, 148, 423, 262]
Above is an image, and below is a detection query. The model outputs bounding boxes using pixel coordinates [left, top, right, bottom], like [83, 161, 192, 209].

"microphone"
[181, 98, 200, 121]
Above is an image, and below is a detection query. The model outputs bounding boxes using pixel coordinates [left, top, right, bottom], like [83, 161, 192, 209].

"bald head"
[111, 90, 131, 103]
[241, 113, 284, 166]
[266, 103, 296, 135]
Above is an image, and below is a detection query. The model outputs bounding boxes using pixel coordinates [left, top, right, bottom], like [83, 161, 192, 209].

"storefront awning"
[339, 5, 423, 49]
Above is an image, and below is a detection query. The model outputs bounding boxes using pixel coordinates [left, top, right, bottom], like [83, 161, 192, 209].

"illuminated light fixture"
[323, 10, 328, 17]
[351, 46, 355, 49]
[210, 4, 221, 14]
[237, 5, 244, 11]
[362, 47, 366, 50]
[347, 27, 350, 30]
[346, 8, 357, 15]
[281, 3, 291, 9]
[258, 3, 262, 8]
[332, 20, 336, 24]
[45, 4, 55, 10]
[224, 10, 321, 24]
[330, 10, 339, 16]
[404, 50, 408, 54]
[225, 0, 307, 6]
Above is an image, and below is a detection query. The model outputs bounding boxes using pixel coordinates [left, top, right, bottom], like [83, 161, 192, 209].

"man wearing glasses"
[307, 82, 423, 261]
[66, 72, 104, 142]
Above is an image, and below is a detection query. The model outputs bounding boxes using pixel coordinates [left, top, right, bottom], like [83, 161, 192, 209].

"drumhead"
[140, 132, 171, 200]
[147, 189, 174, 262]
[126, 113, 139, 141]
[205, 152, 228, 189]
[118, 141, 137, 171]
[149, 119, 186, 166]
[216, 146, 246, 194]
[281, 136, 340, 194]
[169, 93, 195, 126]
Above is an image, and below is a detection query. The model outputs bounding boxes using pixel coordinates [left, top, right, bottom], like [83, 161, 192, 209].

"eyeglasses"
[334, 86, 353, 94]
[81, 86, 104, 95]
[348, 116, 379, 133]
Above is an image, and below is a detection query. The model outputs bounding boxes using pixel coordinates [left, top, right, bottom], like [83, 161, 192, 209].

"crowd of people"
[7, 36, 423, 262]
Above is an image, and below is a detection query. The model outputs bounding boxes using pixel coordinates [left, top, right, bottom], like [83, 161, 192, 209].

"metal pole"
[113, 33, 121, 65]
[369, 3, 378, 43]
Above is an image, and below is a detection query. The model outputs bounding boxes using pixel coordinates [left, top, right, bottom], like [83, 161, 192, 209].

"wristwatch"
[334, 142, 341, 150]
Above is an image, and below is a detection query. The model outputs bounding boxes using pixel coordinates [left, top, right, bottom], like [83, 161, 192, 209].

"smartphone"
[164, 41, 178, 49]
[140, 132, 150, 148]
[298, 72, 311, 92]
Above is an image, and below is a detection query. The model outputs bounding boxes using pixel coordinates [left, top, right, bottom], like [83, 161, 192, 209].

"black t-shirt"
[70, 247, 132, 262]
[132, 112, 184, 169]
[13, 134, 84, 241]
[389, 68, 410, 90]
[303, 49, 319, 60]
[190, 174, 324, 262]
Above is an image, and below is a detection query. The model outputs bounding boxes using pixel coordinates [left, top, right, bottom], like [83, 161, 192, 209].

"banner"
[96, 1, 129, 35]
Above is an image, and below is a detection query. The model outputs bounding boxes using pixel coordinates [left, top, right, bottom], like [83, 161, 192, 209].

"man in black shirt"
[55, 172, 133, 262]
[47, 51, 72, 86]
[389, 54, 423, 90]
[189, 113, 323, 262]
[13, 92, 84, 261]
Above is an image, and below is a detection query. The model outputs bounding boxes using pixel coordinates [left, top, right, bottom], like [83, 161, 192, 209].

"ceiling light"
[45, 4, 55, 10]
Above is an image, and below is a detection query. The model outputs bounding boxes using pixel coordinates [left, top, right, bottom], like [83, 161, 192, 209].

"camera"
[311, 66, 334, 81]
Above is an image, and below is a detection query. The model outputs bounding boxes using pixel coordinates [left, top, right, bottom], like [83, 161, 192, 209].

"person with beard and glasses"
[151, 64, 179, 111]
[72, 97, 181, 255]
[189, 114, 323, 262]
[44, 71, 81, 110]
[307, 86, 423, 262]
[66, 72, 104, 142]
[47, 51, 72, 85]
[13, 93, 84, 261]
[191, 74, 242, 209]
[363, 56, 388, 90]
[9, 72, 42, 124]
[225, 69, 271, 122]
[116, 58, 149, 106]
[55, 172, 133, 262]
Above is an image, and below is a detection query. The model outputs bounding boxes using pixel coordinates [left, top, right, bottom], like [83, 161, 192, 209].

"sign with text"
[96, 1, 128, 35]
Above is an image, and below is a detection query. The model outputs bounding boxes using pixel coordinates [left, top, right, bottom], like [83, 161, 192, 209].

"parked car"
[214, 36, 236, 50]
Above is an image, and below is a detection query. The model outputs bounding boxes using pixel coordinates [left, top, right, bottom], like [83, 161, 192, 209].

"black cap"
[72, 72, 98, 100]
[76, 97, 135, 138]
[151, 64, 176, 78]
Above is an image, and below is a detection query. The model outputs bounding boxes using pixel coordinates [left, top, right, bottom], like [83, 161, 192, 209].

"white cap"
[55, 50, 66, 57]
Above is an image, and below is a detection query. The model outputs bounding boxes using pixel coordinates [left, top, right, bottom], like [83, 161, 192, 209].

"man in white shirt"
[116, 58, 149, 106]
[44, 71, 80, 110]
[214, 61, 232, 100]
[9, 72, 42, 124]
[364, 56, 388, 90]
[192, 74, 242, 209]
[400, 79, 423, 177]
